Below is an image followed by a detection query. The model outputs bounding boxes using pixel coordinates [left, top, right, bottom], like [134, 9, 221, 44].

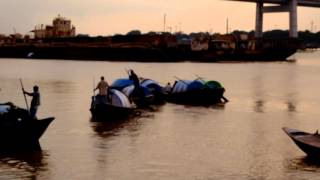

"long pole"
[93, 76, 95, 97]
[194, 74, 205, 83]
[125, 68, 130, 76]
[19, 79, 29, 111]
[173, 76, 189, 85]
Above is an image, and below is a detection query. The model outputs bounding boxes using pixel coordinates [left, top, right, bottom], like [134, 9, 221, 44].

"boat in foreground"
[283, 127, 320, 158]
[0, 103, 54, 151]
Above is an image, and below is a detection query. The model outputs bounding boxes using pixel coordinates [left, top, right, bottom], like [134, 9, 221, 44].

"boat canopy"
[111, 78, 133, 90]
[122, 85, 135, 97]
[122, 85, 152, 97]
[109, 89, 132, 108]
[205, 81, 223, 89]
[141, 79, 158, 87]
[0, 105, 10, 114]
[140, 79, 163, 92]
[188, 80, 204, 91]
[171, 80, 205, 93]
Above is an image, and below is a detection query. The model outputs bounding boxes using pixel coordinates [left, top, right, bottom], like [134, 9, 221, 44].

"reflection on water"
[287, 156, 320, 172]
[0, 151, 48, 179]
[91, 118, 138, 138]
[286, 102, 297, 112]
[255, 100, 264, 113]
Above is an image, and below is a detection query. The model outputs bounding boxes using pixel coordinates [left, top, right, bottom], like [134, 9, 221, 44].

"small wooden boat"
[90, 89, 136, 121]
[90, 102, 134, 121]
[283, 127, 320, 158]
[166, 79, 226, 105]
[0, 103, 54, 151]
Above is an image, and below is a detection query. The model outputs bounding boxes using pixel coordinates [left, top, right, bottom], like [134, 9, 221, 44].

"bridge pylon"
[255, 0, 298, 38]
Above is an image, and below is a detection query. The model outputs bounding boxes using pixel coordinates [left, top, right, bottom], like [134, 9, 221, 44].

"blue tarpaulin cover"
[111, 79, 133, 90]
[140, 79, 163, 92]
[172, 80, 205, 93]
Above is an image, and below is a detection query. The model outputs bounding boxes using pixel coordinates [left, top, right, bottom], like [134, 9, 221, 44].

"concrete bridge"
[228, 0, 320, 37]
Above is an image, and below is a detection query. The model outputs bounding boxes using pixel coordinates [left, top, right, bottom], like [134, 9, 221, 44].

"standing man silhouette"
[23, 85, 40, 119]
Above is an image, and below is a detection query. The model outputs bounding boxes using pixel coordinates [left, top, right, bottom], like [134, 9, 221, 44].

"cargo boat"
[0, 34, 299, 62]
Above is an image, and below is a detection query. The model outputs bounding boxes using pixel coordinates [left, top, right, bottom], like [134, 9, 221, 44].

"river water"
[0, 51, 320, 179]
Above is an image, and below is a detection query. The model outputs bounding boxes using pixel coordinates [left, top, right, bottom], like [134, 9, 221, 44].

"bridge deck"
[228, 0, 320, 7]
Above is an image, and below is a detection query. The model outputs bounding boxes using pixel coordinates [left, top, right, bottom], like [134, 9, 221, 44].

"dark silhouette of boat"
[90, 89, 136, 121]
[0, 103, 54, 151]
[166, 79, 227, 105]
[283, 127, 320, 158]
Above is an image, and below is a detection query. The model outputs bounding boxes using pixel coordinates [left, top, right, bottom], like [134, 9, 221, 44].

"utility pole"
[226, 18, 229, 34]
[163, 14, 166, 33]
[167, 26, 172, 34]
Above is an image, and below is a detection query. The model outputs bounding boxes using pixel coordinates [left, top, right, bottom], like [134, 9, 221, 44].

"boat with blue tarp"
[166, 79, 227, 105]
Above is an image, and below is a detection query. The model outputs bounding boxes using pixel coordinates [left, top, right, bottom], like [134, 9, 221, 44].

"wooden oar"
[125, 68, 130, 76]
[19, 79, 29, 111]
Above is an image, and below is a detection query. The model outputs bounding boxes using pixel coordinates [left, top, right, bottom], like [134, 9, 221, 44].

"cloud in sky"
[0, 0, 319, 36]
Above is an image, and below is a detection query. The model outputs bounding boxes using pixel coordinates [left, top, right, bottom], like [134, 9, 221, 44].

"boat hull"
[0, 117, 54, 151]
[283, 127, 320, 158]
[90, 103, 134, 121]
[166, 89, 223, 106]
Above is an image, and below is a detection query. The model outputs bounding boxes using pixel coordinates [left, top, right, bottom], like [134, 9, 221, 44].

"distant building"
[32, 15, 76, 39]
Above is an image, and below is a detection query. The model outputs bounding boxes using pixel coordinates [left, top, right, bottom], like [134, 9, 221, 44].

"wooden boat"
[283, 127, 320, 158]
[0, 103, 54, 151]
[166, 79, 226, 105]
[90, 102, 135, 121]
[90, 89, 135, 121]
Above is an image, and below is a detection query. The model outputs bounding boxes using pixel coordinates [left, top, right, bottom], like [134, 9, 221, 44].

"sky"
[0, 0, 319, 36]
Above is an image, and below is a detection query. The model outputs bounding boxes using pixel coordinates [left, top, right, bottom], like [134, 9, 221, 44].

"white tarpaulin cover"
[110, 89, 132, 108]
